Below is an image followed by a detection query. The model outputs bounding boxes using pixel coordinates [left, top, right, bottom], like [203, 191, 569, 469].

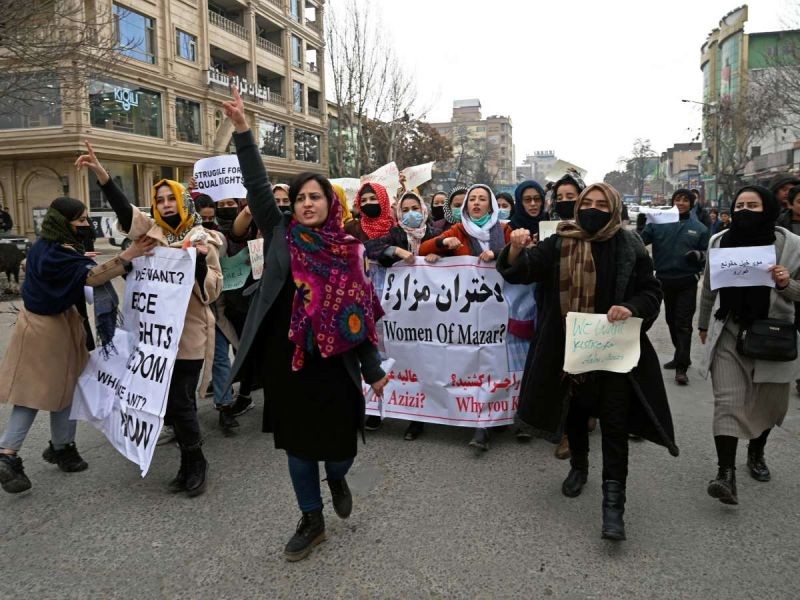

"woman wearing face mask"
[496, 192, 515, 223]
[698, 186, 800, 506]
[222, 88, 387, 561]
[497, 182, 676, 541]
[0, 197, 156, 494]
[419, 184, 513, 452]
[75, 142, 223, 498]
[430, 191, 448, 229]
[345, 183, 394, 243]
[550, 173, 586, 221]
[431, 186, 468, 235]
[364, 191, 438, 441]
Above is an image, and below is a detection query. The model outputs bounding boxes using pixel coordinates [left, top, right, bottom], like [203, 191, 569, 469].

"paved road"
[0, 246, 799, 599]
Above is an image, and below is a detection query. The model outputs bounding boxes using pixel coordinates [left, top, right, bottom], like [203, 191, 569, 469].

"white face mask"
[498, 208, 511, 220]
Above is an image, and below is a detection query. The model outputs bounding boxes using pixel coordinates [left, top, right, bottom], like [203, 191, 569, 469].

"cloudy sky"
[374, 0, 791, 181]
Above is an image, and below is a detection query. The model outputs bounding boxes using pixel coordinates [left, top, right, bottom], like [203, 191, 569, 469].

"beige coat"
[126, 208, 223, 373]
[0, 256, 127, 411]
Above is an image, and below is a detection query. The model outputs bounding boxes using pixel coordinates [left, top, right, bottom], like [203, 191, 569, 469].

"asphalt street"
[0, 243, 798, 599]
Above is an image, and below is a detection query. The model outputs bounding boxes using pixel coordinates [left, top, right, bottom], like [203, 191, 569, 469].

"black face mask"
[579, 208, 612, 235]
[431, 205, 445, 221]
[555, 200, 576, 220]
[731, 209, 765, 233]
[75, 225, 95, 244]
[216, 207, 238, 222]
[162, 213, 182, 229]
[361, 203, 381, 219]
[281, 207, 293, 217]
[202, 221, 219, 231]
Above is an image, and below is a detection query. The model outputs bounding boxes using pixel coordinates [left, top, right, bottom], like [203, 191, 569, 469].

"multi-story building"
[661, 143, 702, 189]
[0, 0, 327, 236]
[516, 151, 557, 183]
[429, 99, 514, 189]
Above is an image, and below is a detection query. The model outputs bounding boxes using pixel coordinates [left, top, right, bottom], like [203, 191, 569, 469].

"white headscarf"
[396, 191, 429, 256]
[460, 184, 499, 252]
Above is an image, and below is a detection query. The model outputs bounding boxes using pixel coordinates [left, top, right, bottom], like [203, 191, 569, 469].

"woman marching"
[75, 145, 223, 497]
[222, 88, 388, 561]
[496, 182, 677, 541]
[419, 184, 512, 452]
[0, 198, 156, 493]
[698, 186, 800, 505]
[431, 186, 469, 234]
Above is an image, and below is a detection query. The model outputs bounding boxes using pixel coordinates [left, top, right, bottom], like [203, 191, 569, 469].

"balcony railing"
[305, 18, 322, 33]
[266, 92, 285, 106]
[208, 10, 249, 40]
[257, 37, 284, 57]
[307, 62, 318, 73]
[265, 0, 283, 9]
[308, 106, 321, 118]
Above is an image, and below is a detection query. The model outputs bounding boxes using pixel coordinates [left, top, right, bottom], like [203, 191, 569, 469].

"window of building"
[295, 129, 320, 162]
[291, 35, 303, 68]
[293, 81, 304, 112]
[290, 0, 301, 21]
[176, 29, 197, 62]
[89, 161, 137, 210]
[113, 3, 156, 64]
[89, 77, 163, 138]
[175, 98, 201, 144]
[258, 120, 286, 157]
[0, 74, 61, 129]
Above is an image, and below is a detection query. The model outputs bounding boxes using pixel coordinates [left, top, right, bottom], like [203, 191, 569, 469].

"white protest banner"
[248, 237, 264, 280]
[329, 178, 361, 208]
[709, 245, 776, 291]
[361, 162, 400, 199]
[545, 159, 587, 182]
[538, 221, 559, 240]
[641, 205, 679, 224]
[193, 155, 247, 202]
[563, 312, 643, 375]
[71, 247, 196, 476]
[401, 162, 434, 192]
[365, 257, 517, 427]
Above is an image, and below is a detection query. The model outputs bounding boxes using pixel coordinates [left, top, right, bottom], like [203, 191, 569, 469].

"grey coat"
[698, 226, 800, 383]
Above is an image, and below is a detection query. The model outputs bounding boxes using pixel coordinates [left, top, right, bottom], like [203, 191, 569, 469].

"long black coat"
[496, 229, 677, 453]
[228, 130, 384, 457]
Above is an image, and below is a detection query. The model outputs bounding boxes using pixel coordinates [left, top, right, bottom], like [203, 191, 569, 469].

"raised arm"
[75, 141, 134, 232]
[222, 88, 281, 235]
[496, 230, 558, 285]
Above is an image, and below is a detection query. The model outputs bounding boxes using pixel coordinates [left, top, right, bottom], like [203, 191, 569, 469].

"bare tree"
[628, 138, 657, 202]
[0, 0, 128, 116]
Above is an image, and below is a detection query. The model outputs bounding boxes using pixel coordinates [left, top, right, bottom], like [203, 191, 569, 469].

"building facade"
[516, 151, 557, 183]
[0, 0, 327, 236]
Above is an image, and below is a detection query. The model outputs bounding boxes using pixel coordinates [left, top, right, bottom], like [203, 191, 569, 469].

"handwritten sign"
[563, 312, 642, 375]
[219, 248, 251, 291]
[329, 178, 360, 208]
[641, 206, 679, 224]
[361, 162, 400, 200]
[71, 247, 196, 476]
[709, 245, 776, 291]
[193, 155, 247, 202]
[248, 238, 264, 280]
[538, 220, 559, 240]
[401, 161, 434, 192]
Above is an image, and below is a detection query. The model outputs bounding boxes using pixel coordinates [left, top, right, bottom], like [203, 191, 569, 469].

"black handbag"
[736, 319, 798, 362]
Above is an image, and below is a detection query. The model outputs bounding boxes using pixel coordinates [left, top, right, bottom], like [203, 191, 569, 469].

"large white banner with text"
[364, 257, 518, 427]
[71, 247, 196, 476]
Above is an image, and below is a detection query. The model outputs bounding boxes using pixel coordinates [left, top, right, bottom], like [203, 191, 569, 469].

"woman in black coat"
[497, 182, 677, 542]
[222, 90, 388, 562]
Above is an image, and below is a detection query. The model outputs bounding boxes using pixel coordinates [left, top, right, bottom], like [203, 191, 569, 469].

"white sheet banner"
[361, 162, 400, 200]
[641, 205, 679, 224]
[563, 312, 643, 374]
[365, 257, 517, 427]
[193, 155, 247, 202]
[709, 245, 776, 290]
[329, 178, 361, 208]
[71, 247, 197, 476]
[401, 162, 434, 192]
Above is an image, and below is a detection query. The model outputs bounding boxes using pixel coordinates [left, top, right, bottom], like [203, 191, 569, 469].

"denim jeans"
[0, 405, 76, 452]
[287, 453, 354, 512]
[212, 326, 233, 408]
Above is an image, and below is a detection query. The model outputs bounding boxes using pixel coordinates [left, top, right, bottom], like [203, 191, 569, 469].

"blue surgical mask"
[401, 210, 424, 228]
[498, 208, 511, 220]
[452, 207, 462, 221]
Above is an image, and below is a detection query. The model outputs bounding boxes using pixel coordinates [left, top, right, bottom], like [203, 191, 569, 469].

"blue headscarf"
[511, 180, 548, 234]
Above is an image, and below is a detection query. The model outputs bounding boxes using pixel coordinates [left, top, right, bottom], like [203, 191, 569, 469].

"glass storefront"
[88, 161, 138, 210]
[295, 129, 320, 163]
[89, 77, 163, 138]
[176, 98, 202, 144]
[0, 74, 61, 130]
[258, 120, 286, 158]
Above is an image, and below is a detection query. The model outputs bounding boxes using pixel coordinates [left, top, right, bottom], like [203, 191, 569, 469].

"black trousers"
[661, 277, 698, 370]
[566, 372, 631, 483]
[165, 359, 204, 449]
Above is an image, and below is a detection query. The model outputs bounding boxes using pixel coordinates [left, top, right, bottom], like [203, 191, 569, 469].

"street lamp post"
[682, 99, 722, 208]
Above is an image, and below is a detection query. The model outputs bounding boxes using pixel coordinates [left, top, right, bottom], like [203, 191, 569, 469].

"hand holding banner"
[193, 155, 247, 202]
[361, 162, 400, 199]
[563, 312, 642, 374]
[401, 162, 434, 192]
[709, 245, 776, 290]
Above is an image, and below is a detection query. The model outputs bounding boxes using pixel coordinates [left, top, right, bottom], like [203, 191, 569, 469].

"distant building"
[517, 151, 557, 183]
[661, 143, 702, 189]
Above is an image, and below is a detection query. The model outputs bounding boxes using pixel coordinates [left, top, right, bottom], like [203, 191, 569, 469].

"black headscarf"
[716, 185, 779, 324]
[511, 180, 548, 233]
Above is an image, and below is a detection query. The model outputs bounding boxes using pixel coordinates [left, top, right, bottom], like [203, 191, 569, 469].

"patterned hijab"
[443, 185, 469, 224]
[355, 182, 393, 239]
[151, 179, 201, 244]
[286, 183, 384, 371]
[396, 191, 429, 256]
[556, 182, 623, 316]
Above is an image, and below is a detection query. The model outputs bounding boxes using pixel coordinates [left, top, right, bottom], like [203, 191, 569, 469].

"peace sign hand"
[222, 86, 249, 133]
[74, 141, 110, 185]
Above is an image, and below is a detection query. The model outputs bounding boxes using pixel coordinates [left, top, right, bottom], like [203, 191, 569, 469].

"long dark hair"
[289, 172, 335, 206]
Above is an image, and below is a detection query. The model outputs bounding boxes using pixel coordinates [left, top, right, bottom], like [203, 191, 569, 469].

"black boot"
[747, 446, 771, 482]
[601, 480, 626, 541]
[403, 421, 424, 441]
[561, 453, 588, 498]
[468, 427, 490, 452]
[364, 415, 382, 431]
[0, 453, 31, 494]
[183, 446, 208, 498]
[707, 466, 738, 505]
[327, 478, 353, 519]
[167, 448, 188, 493]
[42, 441, 88, 472]
[217, 405, 239, 432]
[284, 510, 326, 562]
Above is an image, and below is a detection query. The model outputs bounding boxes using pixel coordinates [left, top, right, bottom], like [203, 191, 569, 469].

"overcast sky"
[374, 0, 791, 181]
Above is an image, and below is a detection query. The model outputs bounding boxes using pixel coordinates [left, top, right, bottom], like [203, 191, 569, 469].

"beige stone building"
[0, 0, 327, 236]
